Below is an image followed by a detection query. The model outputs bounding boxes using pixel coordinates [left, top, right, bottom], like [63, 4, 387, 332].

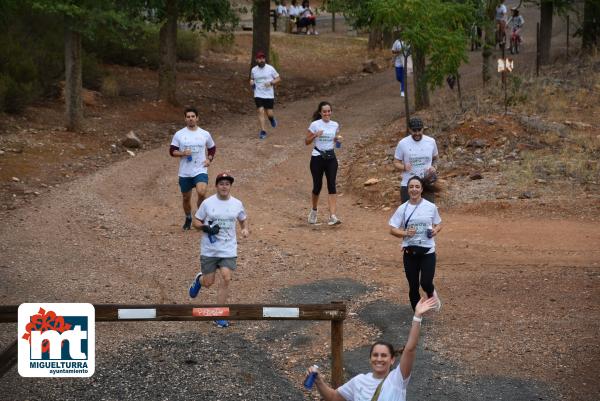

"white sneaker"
[433, 289, 442, 312]
[401, 91, 405, 97]
[328, 215, 341, 226]
[308, 209, 318, 224]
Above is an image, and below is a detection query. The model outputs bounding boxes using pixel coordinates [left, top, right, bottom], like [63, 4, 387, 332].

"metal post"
[331, 319, 344, 388]
[502, 44, 508, 115]
[536, 22, 540, 77]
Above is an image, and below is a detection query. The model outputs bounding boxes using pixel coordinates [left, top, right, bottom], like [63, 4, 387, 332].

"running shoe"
[214, 319, 230, 328]
[269, 117, 277, 128]
[328, 215, 341, 226]
[308, 209, 318, 224]
[189, 272, 202, 298]
[259, 130, 267, 139]
[401, 91, 405, 97]
[182, 216, 192, 230]
[433, 289, 442, 312]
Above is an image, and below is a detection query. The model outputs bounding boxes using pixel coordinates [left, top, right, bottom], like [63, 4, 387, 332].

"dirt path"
[1, 4, 599, 400]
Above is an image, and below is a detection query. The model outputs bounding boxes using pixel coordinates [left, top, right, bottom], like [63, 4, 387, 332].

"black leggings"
[403, 251, 436, 311]
[310, 155, 337, 195]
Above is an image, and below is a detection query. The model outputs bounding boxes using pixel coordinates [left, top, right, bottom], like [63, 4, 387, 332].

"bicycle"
[509, 28, 521, 54]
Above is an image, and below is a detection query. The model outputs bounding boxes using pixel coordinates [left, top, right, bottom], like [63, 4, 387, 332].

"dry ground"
[0, 2, 599, 401]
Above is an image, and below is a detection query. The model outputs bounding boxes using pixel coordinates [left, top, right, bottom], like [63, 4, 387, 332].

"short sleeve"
[432, 138, 439, 157]
[433, 206, 442, 225]
[394, 141, 404, 161]
[336, 376, 358, 401]
[206, 132, 216, 149]
[308, 120, 319, 134]
[237, 202, 247, 222]
[389, 205, 405, 229]
[270, 66, 279, 79]
[195, 201, 207, 221]
[170, 132, 181, 148]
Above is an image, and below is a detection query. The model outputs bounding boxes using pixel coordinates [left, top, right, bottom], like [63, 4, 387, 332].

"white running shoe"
[308, 209, 318, 224]
[328, 215, 341, 226]
[401, 91, 405, 97]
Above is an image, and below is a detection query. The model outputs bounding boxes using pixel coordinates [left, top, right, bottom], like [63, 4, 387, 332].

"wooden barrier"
[0, 303, 346, 387]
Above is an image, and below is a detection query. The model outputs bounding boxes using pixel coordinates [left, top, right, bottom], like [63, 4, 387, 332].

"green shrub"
[0, 74, 36, 114]
[201, 32, 235, 53]
[177, 30, 201, 61]
[82, 53, 105, 91]
[101, 74, 120, 97]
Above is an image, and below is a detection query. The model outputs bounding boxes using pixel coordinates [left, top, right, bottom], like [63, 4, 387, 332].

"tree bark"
[539, 1, 553, 65]
[482, 0, 499, 86]
[582, 0, 600, 53]
[64, 28, 83, 132]
[252, 0, 271, 66]
[413, 47, 429, 110]
[158, 0, 178, 105]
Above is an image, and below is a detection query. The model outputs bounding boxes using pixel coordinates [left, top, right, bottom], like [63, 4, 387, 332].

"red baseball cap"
[255, 51, 266, 59]
[215, 172, 234, 184]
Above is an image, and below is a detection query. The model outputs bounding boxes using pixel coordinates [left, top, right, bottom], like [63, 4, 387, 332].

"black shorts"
[254, 97, 275, 109]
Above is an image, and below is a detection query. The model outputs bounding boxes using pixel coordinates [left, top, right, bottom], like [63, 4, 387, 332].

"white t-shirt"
[288, 5, 300, 17]
[250, 64, 279, 99]
[337, 365, 410, 401]
[389, 199, 441, 253]
[394, 135, 438, 186]
[495, 4, 507, 21]
[170, 127, 215, 178]
[276, 4, 288, 16]
[308, 119, 339, 156]
[195, 194, 247, 258]
[392, 40, 408, 68]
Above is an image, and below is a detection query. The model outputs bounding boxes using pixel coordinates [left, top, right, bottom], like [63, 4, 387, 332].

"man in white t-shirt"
[170, 107, 216, 230]
[188, 172, 249, 328]
[394, 117, 439, 203]
[250, 51, 281, 139]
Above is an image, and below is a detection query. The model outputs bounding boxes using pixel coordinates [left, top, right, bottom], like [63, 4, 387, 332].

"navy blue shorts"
[179, 173, 208, 193]
[254, 97, 275, 109]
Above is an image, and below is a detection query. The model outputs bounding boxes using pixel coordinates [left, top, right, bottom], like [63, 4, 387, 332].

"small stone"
[11, 177, 20, 182]
[364, 178, 381, 186]
[121, 131, 142, 149]
[519, 191, 533, 199]
[469, 172, 483, 180]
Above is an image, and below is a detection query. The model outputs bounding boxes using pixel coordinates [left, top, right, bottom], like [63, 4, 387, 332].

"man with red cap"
[250, 51, 281, 139]
[188, 172, 249, 328]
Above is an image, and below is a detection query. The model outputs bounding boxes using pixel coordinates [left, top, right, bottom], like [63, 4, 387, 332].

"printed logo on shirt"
[18, 303, 95, 377]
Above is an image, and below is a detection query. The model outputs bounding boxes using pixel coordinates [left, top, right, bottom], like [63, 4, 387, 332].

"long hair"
[312, 101, 332, 122]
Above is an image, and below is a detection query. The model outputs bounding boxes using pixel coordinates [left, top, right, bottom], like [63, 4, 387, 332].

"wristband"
[412, 315, 422, 323]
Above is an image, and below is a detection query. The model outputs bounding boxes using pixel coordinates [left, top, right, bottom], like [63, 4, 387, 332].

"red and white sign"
[192, 307, 230, 317]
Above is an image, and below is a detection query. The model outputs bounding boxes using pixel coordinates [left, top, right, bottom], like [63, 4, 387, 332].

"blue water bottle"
[303, 365, 318, 390]
[208, 220, 217, 243]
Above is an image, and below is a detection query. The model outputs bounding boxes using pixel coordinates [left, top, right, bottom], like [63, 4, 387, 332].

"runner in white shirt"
[188, 172, 249, 328]
[306, 297, 438, 401]
[305, 101, 342, 226]
[250, 51, 281, 139]
[389, 176, 442, 312]
[169, 107, 216, 230]
[393, 117, 438, 203]
[391, 38, 411, 97]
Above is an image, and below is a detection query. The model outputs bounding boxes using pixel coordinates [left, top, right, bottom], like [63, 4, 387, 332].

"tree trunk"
[368, 27, 383, 50]
[539, 1, 553, 65]
[252, 0, 271, 66]
[582, 0, 600, 53]
[482, 0, 499, 86]
[64, 28, 82, 132]
[413, 47, 429, 110]
[158, 0, 178, 105]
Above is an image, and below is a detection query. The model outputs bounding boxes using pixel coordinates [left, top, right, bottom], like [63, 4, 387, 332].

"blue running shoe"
[214, 319, 230, 328]
[189, 272, 202, 298]
[269, 117, 277, 128]
[259, 130, 267, 139]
